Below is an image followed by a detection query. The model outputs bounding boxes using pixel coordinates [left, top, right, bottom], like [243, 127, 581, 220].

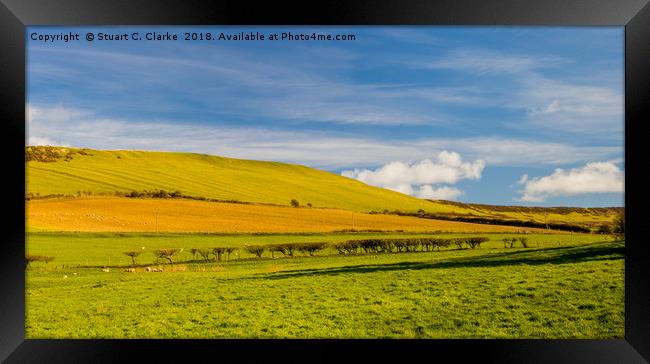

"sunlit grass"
[25, 233, 623, 339]
[27, 197, 552, 234]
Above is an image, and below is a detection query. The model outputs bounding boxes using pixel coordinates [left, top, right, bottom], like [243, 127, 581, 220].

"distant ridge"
[26, 146, 471, 214]
[26, 146, 620, 228]
[433, 200, 622, 215]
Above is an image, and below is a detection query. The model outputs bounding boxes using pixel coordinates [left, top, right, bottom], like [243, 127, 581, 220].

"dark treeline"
[117, 190, 248, 205]
[191, 237, 494, 261]
[25, 254, 54, 268]
[26, 146, 93, 162]
[369, 210, 592, 233]
[25, 189, 249, 205]
[26, 189, 305, 212]
[23, 187, 605, 236]
[433, 199, 623, 216]
[186, 237, 496, 262]
[331, 237, 489, 254]
[29, 236, 538, 269]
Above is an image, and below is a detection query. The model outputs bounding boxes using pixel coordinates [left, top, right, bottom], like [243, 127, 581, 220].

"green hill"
[25, 146, 622, 229]
[429, 200, 621, 229]
[25, 146, 474, 214]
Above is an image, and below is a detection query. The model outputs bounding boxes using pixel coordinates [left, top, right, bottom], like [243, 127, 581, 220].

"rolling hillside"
[26, 146, 621, 228]
[26, 146, 475, 214]
[27, 197, 546, 233]
[432, 200, 621, 228]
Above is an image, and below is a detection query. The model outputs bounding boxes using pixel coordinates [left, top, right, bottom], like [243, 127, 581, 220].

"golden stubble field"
[26, 197, 551, 233]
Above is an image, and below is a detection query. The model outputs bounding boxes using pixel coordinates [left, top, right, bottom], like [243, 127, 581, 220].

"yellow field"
[26, 147, 473, 214]
[26, 197, 552, 233]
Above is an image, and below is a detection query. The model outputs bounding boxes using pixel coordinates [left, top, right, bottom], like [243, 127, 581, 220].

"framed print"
[1, 0, 649, 362]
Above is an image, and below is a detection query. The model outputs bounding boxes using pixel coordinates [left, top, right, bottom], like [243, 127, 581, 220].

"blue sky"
[27, 26, 624, 207]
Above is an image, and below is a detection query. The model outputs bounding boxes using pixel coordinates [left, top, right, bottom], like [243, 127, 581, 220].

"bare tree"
[122, 251, 142, 266]
[518, 237, 529, 248]
[297, 242, 328, 256]
[195, 248, 212, 261]
[154, 248, 182, 264]
[466, 237, 489, 249]
[25, 254, 54, 269]
[245, 245, 266, 259]
[223, 247, 236, 260]
[212, 247, 226, 261]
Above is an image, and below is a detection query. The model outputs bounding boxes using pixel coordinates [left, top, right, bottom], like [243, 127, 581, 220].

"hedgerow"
[371, 209, 592, 233]
[122, 251, 142, 266]
[78, 236, 541, 268]
[330, 237, 488, 255]
[25, 254, 54, 269]
[154, 248, 182, 263]
[245, 245, 266, 259]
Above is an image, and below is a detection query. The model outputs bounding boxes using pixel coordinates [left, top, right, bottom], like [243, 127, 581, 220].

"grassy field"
[27, 147, 473, 214]
[433, 200, 620, 227]
[25, 231, 605, 267]
[24, 146, 624, 339]
[25, 234, 624, 339]
[27, 197, 552, 234]
[26, 147, 619, 227]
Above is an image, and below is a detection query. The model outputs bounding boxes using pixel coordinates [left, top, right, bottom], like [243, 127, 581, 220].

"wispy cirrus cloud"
[516, 75, 623, 134]
[405, 48, 623, 138]
[415, 49, 565, 74]
[28, 46, 448, 126]
[27, 27, 625, 206]
[26, 104, 622, 170]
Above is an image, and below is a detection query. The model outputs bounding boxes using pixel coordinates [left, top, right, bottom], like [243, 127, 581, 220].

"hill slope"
[27, 197, 545, 233]
[26, 146, 621, 228]
[26, 146, 473, 214]
[431, 200, 621, 228]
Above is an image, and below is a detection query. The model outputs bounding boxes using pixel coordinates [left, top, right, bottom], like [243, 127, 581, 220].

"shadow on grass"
[252, 241, 624, 280]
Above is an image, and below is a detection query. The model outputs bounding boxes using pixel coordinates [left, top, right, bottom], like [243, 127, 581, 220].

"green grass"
[25, 233, 623, 338]
[26, 231, 608, 267]
[434, 200, 621, 226]
[27, 147, 476, 214]
[26, 147, 620, 227]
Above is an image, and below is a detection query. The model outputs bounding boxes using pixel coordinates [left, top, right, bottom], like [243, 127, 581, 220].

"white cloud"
[418, 49, 563, 75]
[27, 103, 90, 125]
[27, 136, 62, 146]
[341, 151, 484, 200]
[26, 104, 622, 170]
[29, 47, 444, 126]
[414, 138, 619, 167]
[416, 185, 463, 200]
[517, 174, 529, 185]
[518, 161, 624, 202]
[408, 48, 623, 138]
[388, 184, 414, 195]
[518, 76, 623, 134]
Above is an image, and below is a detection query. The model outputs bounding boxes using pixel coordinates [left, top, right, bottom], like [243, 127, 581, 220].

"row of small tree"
[25, 254, 54, 268]
[331, 237, 490, 255]
[290, 199, 313, 208]
[190, 247, 238, 261]
[502, 237, 529, 248]
[238, 237, 492, 259]
[28, 235, 542, 269]
[123, 237, 505, 264]
[122, 248, 187, 265]
[247, 242, 328, 258]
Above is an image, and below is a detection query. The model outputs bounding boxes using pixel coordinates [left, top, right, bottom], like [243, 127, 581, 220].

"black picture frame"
[1, 0, 648, 362]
